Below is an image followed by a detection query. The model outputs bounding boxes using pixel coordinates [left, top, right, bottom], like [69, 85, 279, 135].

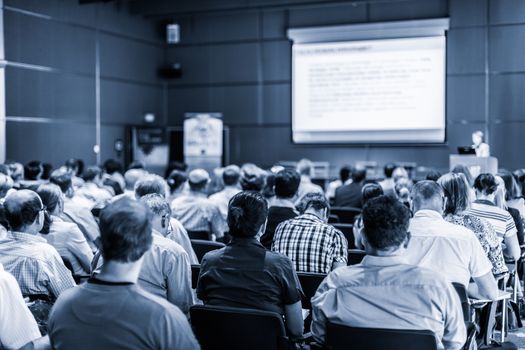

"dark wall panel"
[447, 28, 486, 75]
[368, 0, 448, 22]
[447, 75, 486, 122]
[288, 2, 367, 27]
[490, 74, 525, 120]
[489, 25, 525, 72]
[489, 0, 525, 25]
[449, 0, 487, 27]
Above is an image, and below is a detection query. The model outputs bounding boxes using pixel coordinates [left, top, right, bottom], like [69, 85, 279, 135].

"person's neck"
[272, 197, 296, 208]
[367, 245, 404, 257]
[96, 259, 142, 284]
[190, 190, 207, 197]
[415, 206, 443, 216]
[303, 209, 324, 221]
[476, 194, 494, 202]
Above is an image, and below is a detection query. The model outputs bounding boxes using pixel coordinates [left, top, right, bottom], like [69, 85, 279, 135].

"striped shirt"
[0, 231, 76, 298]
[272, 213, 348, 273]
[468, 200, 517, 242]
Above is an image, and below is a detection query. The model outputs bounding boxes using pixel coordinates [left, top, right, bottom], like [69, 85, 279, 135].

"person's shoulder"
[264, 249, 294, 268]
[153, 234, 187, 256]
[404, 264, 455, 290]
[133, 286, 188, 318]
[201, 245, 226, 262]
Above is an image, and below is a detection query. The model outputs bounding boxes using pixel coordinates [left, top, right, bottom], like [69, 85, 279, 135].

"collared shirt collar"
[9, 231, 47, 243]
[360, 254, 408, 267]
[473, 199, 495, 206]
[413, 209, 444, 220]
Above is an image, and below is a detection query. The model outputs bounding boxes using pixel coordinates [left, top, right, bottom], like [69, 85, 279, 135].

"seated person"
[295, 158, 324, 205]
[171, 169, 227, 241]
[272, 193, 347, 274]
[47, 197, 200, 350]
[326, 165, 352, 200]
[197, 191, 304, 338]
[260, 169, 300, 249]
[353, 183, 384, 249]
[406, 181, 499, 300]
[123, 168, 148, 199]
[334, 165, 367, 208]
[208, 165, 242, 221]
[0, 190, 75, 298]
[166, 169, 187, 202]
[37, 183, 94, 276]
[75, 166, 113, 205]
[311, 196, 466, 350]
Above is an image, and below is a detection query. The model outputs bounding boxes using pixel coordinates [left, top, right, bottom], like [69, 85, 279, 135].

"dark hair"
[437, 173, 470, 215]
[103, 159, 123, 175]
[41, 163, 53, 180]
[135, 175, 166, 198]
[498, 170, 521, 201]
[411, 180, 444, 209]
[262, 173, 276, 199]
[384, 163, 396, 178]
[240, 164, 265, 191]
[274, 169, 301, 199]
[128, 161, 145, 170]
[65, 158, 84, 177]
[362, 195, 410, 250]
[164, 162, 188, 178]
[362, 183, 384, 204]
[223, 167, 241, 186]
[50, 168, 73, 194]
[352, 166, 367, 183]
[99, 197, 153, 262]
[83, 166, 102, 182]
[4, 190, 42, 231]
[425, 170, 442, 182]
[37, 183, 63, 214]
[339, 166, 352, 183]
[24, 161, 42, 181]
[227, 191, 268, 237]
[166, 170, 187, 193]
[452, 164, 473, 187]
[474, 173, 498, 195]
[297, 192, 329, 214]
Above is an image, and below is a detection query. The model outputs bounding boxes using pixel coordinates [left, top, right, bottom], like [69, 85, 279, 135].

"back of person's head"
[411, 180, 444, 212]
[65, 158, 84, 176]
[36, 183, 63, 214]
[274, 169, 301, 199]
[222, 165, 241, 186]
[0, 164, 9, 176]
[99, 197, 152, 262]
[437, 173, 470, 215]
[4, 189, 42, 231]
[135, 174, 167, 198]
[297, 192, 329, 215]
[140, 193, 170, 217]
[498, 170, 521, 201]
[128, 161, 145, 170]
[125, 168, 146, 190]
[425, 170, 442, 182]
[351, 166, 367, 183]
[296, 158, 314, 177]
[83, 166, 102, 182]
[188, 169, 210, 192]
[227, 191, 268, 238]
[103, 159, 123, 175]
[392, 167, 409, 182]
[164, 161, 188, 178]
[384, 163, 396, 179]
[166, 169, 187, 193]
[24, 161, 42, 181]
[452, 164, 473, 187]
[362, 195, 410, 250]
[50, 167, 73, 194]
[0, 173, 14, 198]
[361, 183, 383, 205]
[262, 173, 276, 199]
[41, 163, 53, 180]
[339, 166, 352, 183]
[240, 163, 265, 191]
[7, 162, 24, 182]
[474, 173, 498, 196]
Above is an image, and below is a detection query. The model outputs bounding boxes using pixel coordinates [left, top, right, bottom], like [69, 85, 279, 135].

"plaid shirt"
[271, 213, 348, 274]
[0, 231, 75, 298]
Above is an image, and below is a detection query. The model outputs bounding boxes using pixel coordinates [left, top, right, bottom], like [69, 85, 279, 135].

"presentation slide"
[292, 36, 446, 143]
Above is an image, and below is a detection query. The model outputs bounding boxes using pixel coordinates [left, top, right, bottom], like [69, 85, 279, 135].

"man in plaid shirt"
[272, 192, 348, 273]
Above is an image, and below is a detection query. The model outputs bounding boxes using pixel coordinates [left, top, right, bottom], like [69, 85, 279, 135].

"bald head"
[411, 180, 444, 214]
[125, 168, 147, 191]
[4, 190, 44, 232]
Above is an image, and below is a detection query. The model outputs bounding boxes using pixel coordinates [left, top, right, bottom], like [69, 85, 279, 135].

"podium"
[449, 155, 498, 178]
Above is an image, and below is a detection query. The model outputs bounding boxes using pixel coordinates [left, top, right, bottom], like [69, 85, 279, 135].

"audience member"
[171, 169, 227, 240]
[379, 162, 396, 197]
[406, 181, 498, 300]
[394, 177, 412, 208]
[127, 160, 145, 170]
[438, 173, 507, 276]
[452, 164, 474, 187]
[102, 159, 125, 194]
[135, 174, 168, 199]
[334, 165, 366, 208]
[494, 175, 525, 247]
[260, 169, 300, 249]
[197, 191, 304, 338]
[272, 192, 347, 273]
[64, 158, 85, 189]
[295, 158, 323, 204]
[392, 166, 409, 182]
[7, 161, 24, 188]
[76, 166, 113, 205]
[164, 161, 188, 179]
[311, 195, 466, 349]
[21, 160, 43, 190]
[353, 183, 384, 249]
[0, 190, 75, 298]
[48, 197, 200, 350]
[469, 173, 521, 261]
[326, 165, 352, 200]
[208, 165, 242, 221]
[239, 163, 265, 191]
[41, 163, 53, 181]
[50, 168, 100, 250]
[499, 170, 525, 225]
[123, 168, 147, 199]
[261, 172, 276, 200]
[426, 169, 442, 182]
[166, 169, 187, 202]
[0, 173, 14, 203]
[37, 184, 94, 276]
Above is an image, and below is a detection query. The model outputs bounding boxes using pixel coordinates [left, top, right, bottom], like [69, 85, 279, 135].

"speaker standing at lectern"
[472, 130, 490, 157]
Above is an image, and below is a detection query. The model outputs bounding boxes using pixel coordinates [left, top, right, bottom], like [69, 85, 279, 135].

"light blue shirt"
[311, 255, 466, 350]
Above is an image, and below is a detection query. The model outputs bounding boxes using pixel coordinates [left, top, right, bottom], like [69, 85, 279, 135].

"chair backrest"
[452, 282, 470, 322]
[190, 304, 289, 350]
[328, 214, 340, 224]
[191, 239, 225, 263]
[297, 272, 326, 310]
[326, 322, 438, 350]
[330, 207, 361, 224]
[347, 249, 366, 265]
[187, 230, 211, 240]
[332, 223, 355, 249]
[191, 264, 201, 289]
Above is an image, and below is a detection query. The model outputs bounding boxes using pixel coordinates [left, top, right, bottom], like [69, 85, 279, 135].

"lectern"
[449, 155, 498, 178]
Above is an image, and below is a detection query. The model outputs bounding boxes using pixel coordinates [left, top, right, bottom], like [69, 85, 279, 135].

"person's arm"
[284, 301, 304, 338]
[165, 250, 194, 315]
[441, 283, 467, 350]
[469, 233, 499, 300]
[504, 232, 521, 261]
[471, 272, 499, 300]
[46, 250, 76, 298]
[331, 228, 348, 271]
[68, 224, 94, 274]
[209, 205, 226, 239]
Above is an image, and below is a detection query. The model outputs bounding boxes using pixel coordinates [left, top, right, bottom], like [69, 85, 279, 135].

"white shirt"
[295, 176, 324, 205]
[406, 210, 493, 286]
[0, 264, 41, 349]
[326, 179, 352, 200]
[208, 186, 242, 221]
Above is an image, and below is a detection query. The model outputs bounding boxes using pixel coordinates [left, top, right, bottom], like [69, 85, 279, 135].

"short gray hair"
[140, 193, 171, 216]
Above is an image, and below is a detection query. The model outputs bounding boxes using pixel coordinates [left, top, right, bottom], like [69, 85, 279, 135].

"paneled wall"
[3, 0, 164, 167]
[164, 0, 525, 172]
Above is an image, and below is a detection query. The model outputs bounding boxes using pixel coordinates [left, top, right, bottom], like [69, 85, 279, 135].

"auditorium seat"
[187, 231, 210, 240]
[191, 264, 200, 289]
[347, 249, 366, 265]
[190, 304, 296, 350]
[330, 207, 361, 224]
[191, 239, 225, 263]
[325, 322, 438, 350]
[332, 223, 355, 249]
[328, 214, 340, 223]
[297, 272, 326, 310]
